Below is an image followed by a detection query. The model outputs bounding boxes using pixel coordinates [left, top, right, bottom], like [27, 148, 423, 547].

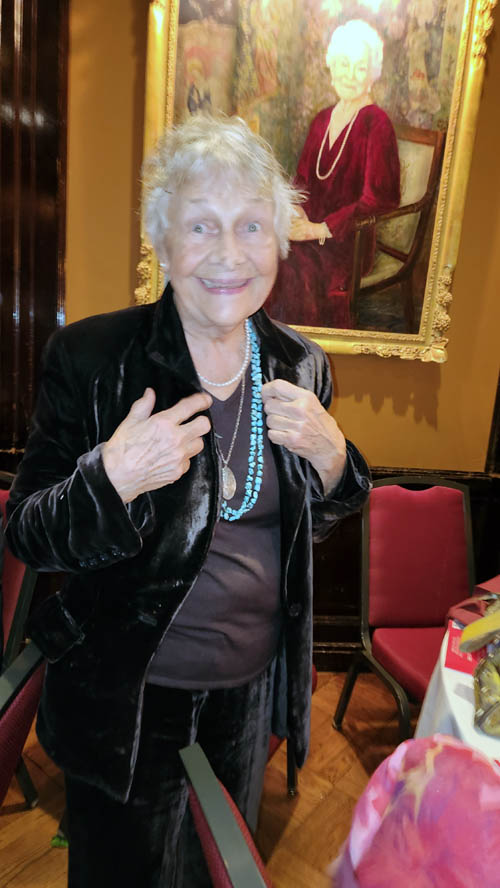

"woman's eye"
[247, 222, 261, 232]
[192, 223, 205, 233]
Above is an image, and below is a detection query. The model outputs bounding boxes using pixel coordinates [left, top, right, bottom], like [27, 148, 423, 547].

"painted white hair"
[142, 114, 302, 262]
[326, 19, 384, 82]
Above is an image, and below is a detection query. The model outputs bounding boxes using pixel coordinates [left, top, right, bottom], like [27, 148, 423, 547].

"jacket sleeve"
[308, 345, 371, 542]
[5, 331, 154, 573]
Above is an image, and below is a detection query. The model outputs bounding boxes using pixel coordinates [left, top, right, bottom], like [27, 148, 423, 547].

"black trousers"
[65, 662, 275, 888]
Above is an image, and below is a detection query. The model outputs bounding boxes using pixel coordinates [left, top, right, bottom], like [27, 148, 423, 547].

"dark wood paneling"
[0, 0, 67, 473]
[313, 468, 500, 670]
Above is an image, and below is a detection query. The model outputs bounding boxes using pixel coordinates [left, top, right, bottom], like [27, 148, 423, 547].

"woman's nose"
[212, 229, 244, 267]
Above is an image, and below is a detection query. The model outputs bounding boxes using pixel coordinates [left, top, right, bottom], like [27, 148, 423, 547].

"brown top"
[147, 366, 282, 689]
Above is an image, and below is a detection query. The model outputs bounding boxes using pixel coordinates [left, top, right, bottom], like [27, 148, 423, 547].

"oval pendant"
[222, 465, 237, 500]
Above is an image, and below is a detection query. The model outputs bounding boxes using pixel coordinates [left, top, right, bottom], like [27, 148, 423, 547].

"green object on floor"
[50, 833, 68, 849]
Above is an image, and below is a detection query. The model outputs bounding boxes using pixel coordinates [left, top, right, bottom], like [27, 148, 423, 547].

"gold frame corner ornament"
[136, 0, 496, 363]
[472, 0, 498, 61]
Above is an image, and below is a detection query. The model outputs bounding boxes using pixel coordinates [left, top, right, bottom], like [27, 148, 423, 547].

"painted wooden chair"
[350, 125, 446, 332]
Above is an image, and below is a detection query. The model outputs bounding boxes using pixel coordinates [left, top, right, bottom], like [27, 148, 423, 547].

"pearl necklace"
[220, 322, 264, 522]
[197, 321, 251, 388]
[315, 107, 361, 181]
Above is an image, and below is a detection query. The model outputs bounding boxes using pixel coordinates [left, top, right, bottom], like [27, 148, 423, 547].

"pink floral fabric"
[332, 734, 500, 887]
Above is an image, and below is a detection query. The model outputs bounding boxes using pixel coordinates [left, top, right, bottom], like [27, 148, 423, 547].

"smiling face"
[163, 174, 279, 338]
[329, 42, 373, 103]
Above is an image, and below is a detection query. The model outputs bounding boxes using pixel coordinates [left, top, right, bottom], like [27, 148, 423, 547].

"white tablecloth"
[415, 628, 500, 761]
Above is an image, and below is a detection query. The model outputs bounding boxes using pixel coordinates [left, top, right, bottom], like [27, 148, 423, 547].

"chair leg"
[394, 687, 412, 742]
[365, 656, 413, 743]
[332, 653, 362, 730]
[15, 757, 38, 809]
[286, 741, 298, 798]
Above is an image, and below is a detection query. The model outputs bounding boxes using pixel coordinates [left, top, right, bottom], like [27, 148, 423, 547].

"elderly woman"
[6, 115, 370, 888]
[266, 19, 400, 329]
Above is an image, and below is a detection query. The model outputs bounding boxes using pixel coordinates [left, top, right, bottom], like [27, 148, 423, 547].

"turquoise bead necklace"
[220, 321, 264, 522]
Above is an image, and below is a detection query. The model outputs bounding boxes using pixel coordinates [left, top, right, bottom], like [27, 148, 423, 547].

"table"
[415, 623, 500, 761]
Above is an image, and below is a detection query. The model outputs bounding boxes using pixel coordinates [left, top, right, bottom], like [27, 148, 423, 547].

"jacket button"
[289, 603, 301, 617]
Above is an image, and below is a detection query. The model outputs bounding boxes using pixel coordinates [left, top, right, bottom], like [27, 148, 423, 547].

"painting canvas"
[138, 0, 496, 361]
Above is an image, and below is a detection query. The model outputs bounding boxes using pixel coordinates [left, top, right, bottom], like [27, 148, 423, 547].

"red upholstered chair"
[180, 742, 272, 888]
[333, 476, 475, 741]
[0, 484, 45, 808]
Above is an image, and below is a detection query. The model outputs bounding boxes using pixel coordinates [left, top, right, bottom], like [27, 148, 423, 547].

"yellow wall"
[65, 2, 500, 473]
[66, 0, 148, 322]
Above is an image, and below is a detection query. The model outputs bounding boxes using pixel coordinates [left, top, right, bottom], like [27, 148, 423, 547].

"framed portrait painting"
[137, 0, 496, 362]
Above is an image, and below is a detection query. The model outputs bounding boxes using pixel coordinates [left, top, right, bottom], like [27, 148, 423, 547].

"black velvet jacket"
[6, 287, 371, 802]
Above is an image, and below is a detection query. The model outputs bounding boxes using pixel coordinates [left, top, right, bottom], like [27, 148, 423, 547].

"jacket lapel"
[145, 285, 203, 403]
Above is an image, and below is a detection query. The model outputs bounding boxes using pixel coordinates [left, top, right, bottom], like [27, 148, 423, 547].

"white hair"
[326, 19, 384, 82]
[142, 115, 302, 261]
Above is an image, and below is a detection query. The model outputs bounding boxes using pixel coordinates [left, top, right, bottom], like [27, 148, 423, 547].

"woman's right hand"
[101, 388, 212, 503]
[290, 209, 331, 242]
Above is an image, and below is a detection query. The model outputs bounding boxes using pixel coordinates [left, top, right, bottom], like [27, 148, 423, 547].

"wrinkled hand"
[262, 379, 346, 493]
[102, 388, 212, 503]
[290, 215, 329, 242]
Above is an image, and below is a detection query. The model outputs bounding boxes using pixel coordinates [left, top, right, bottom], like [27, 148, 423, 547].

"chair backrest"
[180, 743, 272, 888]
[1, 490, 23, 655]
[0, 489, 37, 667]
[376, 125, 445, 257]
[364, 476, 474, 630]
[0, 486, 44, 810]
[0, 652, 45, 806]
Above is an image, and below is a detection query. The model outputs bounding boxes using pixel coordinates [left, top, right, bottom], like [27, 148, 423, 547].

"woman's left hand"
[262, 379, 347, 494]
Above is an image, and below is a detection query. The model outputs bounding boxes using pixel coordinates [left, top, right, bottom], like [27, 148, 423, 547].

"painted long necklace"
[315, 107, 360, 181]
[220, 322, 264, 522]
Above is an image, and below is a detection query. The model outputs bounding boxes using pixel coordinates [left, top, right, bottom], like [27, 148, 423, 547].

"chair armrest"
[179, 743, 269, 888]
[0, 642, 44, 718]
[353, 194, 432, 232]
[3, 566, 38, 668]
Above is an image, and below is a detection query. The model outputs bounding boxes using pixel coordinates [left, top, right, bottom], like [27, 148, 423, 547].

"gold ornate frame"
[137, 0, 496, 363]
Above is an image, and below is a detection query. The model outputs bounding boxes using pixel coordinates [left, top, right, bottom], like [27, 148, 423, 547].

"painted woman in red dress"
[266, 20, 400, 329]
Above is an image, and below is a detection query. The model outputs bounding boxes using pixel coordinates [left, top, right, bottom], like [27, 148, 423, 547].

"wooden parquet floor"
[0, 673, 419, 887]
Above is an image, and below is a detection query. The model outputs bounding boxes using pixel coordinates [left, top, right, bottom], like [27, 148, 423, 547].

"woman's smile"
[198, 277, 252, 294]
